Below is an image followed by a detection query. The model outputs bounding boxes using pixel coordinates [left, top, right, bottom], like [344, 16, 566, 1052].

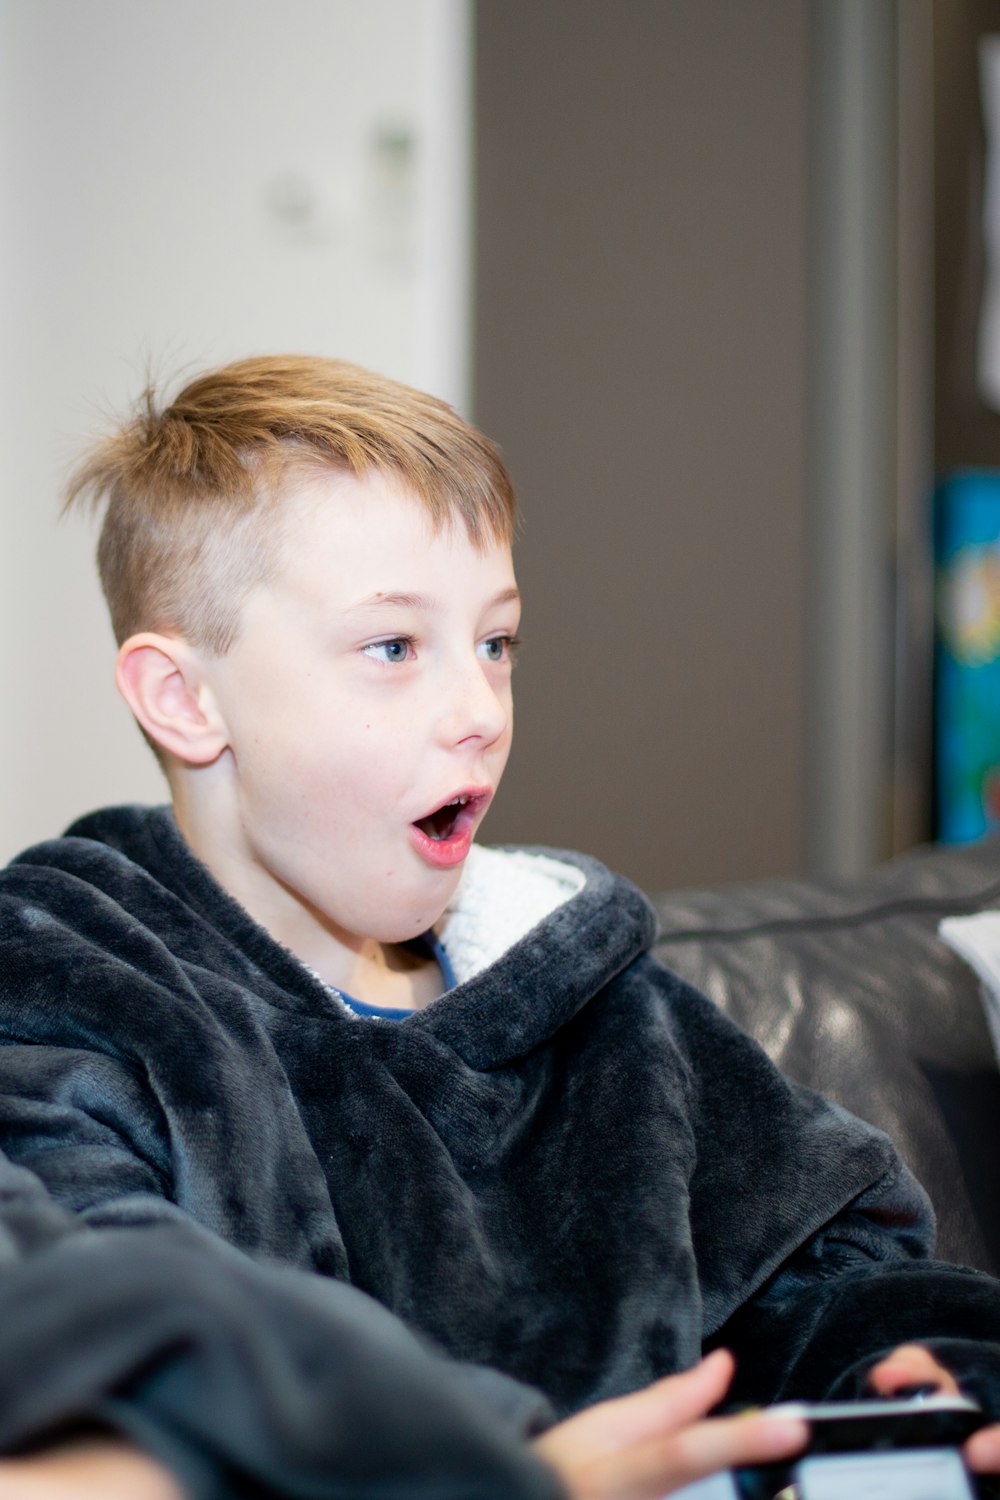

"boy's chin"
[375, 871, 465, 944]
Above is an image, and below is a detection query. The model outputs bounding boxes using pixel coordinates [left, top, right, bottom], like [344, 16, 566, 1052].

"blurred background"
[2, 0, 1000, 894]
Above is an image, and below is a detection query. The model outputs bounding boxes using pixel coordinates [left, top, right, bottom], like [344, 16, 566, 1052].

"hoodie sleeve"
[0, 1150, 563, 1500]
[708, 1161, 1000, 1420]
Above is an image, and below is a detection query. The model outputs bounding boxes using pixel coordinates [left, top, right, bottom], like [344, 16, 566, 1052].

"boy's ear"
[115, 634, 229, 766]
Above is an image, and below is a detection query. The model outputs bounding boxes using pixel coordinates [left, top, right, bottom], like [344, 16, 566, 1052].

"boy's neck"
[328, 942, 445, 1011]
[169, 774, 445, 1012]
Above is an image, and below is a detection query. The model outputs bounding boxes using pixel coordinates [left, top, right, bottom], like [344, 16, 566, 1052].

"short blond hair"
[65, 355, 517, 652]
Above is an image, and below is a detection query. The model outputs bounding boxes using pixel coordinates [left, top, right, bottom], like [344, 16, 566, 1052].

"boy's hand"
[532, 1349, 807, 1500]
[869, 1341, 1000, 1476]
[0, 1437, 186, 1499]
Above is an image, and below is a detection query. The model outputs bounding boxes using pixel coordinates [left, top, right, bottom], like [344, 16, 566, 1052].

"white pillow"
[939, 911, 1000, 1062]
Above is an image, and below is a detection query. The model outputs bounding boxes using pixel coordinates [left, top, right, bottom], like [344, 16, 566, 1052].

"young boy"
[0, 354, 999, 1500]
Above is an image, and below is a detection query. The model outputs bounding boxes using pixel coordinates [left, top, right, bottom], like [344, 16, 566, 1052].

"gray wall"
[0, 0, 472, 863]
[935, 0, 1000, 468]
[1, 0, 938, 893]
[474, 1, 811, 891]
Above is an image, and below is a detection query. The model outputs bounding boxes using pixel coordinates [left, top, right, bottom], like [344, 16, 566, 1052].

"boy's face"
[194, 469, 519, 955]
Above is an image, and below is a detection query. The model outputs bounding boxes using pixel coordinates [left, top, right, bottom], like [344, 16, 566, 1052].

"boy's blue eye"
[364, 638, 411, 664]
[479, 635, 518, 663]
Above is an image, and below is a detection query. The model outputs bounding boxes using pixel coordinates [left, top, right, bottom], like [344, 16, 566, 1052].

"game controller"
[764, 1389, 985, 1454]
[671, 1391, 987, 1500]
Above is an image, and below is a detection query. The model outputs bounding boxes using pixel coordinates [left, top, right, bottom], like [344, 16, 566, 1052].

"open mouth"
[409, 789, 491, 868]
[415, 794, 479, 843]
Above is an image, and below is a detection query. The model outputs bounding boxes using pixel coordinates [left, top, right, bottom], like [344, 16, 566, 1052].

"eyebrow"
[352, 587, 521, 612]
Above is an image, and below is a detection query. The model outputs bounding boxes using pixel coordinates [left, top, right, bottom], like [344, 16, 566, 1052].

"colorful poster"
[935, 470, 1000, 841]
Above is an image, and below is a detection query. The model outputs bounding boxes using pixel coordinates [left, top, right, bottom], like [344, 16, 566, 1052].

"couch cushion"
[652, 837, 1000, 1275]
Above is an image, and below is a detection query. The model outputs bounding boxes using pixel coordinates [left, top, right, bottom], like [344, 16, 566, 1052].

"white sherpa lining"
[305, 847, 585, 1016]
[437, 846, 585, 985]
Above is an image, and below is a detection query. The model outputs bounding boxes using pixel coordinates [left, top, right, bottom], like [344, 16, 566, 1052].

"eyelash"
[361, 634, 521, 666]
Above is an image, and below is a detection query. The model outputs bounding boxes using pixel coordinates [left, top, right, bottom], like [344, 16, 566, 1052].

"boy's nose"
[440, 663, 510, 749]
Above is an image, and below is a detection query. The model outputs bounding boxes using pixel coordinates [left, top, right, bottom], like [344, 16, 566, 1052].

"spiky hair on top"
[64, 355, 518, 653]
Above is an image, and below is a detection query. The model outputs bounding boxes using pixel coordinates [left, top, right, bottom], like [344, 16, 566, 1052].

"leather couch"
[651, 835, 1000, 1277]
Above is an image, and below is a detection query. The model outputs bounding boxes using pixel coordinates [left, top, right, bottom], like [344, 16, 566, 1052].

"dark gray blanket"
[1, 805, 999, 1497]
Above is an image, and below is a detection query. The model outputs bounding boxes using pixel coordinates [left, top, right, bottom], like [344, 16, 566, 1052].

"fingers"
[537, 1349, 738, 1462]
[866, 1343, 960, 1397]
[601, 1350, 739, 1446]
[533, 1352, 808, 1500]
[650, 1407, 808, 1495]
[964, 1422, 1000, 1474]
[869, 1344, 1000, 1482]
[538, 1402, 807, 1500]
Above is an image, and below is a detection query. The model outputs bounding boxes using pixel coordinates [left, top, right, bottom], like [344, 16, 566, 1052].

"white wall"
[0, 0, 471, 860]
